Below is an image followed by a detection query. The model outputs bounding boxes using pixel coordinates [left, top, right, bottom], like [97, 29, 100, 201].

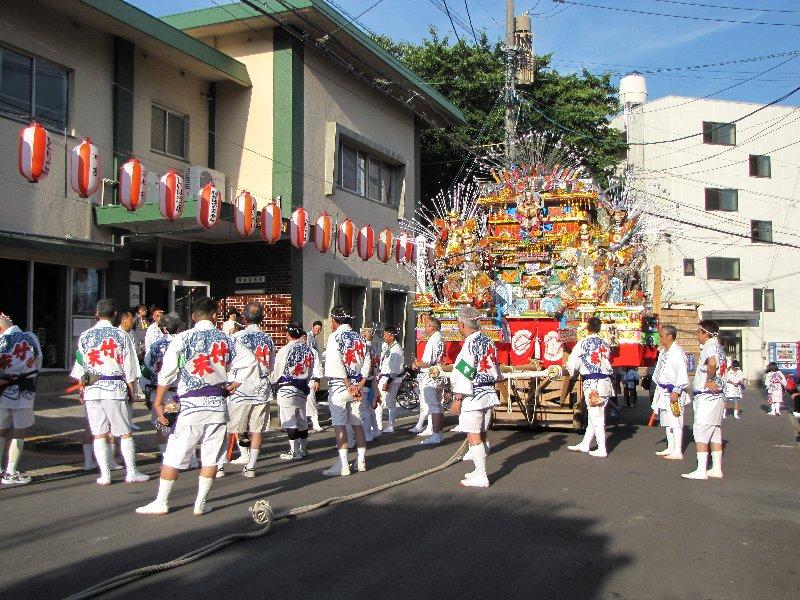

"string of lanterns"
[18, 122, 418, 264]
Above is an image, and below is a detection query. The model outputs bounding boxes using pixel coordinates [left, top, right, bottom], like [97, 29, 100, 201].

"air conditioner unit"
[185, 165, 227, 203]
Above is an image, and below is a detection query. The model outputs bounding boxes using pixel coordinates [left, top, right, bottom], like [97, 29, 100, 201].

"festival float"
[404, 133, 660, 429]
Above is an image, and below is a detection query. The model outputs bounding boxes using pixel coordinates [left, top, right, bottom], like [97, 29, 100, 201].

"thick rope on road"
[64, 440, 468, 600]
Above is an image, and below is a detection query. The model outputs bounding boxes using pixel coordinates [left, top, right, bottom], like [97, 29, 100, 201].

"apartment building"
[0, 0, 464, 375]
[613, 93, 800, 379]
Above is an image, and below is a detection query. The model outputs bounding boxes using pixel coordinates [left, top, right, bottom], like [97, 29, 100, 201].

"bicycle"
[395, 365, 420, 410]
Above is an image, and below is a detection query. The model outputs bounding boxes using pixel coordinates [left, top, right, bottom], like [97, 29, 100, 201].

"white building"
[613, 92, 800, 380]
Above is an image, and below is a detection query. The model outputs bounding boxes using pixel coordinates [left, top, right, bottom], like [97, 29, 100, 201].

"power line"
[442, 0, 465, 43]
[463, 0, 479, 45]
[651, 0, 800, 14]
[473, 0, 506, 33]
[322, 0, 387, 39]
[554, 0, 800, 27]
[518, 83, 800, 146]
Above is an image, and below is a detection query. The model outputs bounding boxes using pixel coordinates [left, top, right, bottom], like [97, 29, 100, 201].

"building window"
[753, 288, 775, 312]
[683, 259, 695, 276]
[749, 155, 771, 178]
[705, 188, 738, 212]
[751, 220, 772, 243]
[0, 45, 69, 130]
[151, 104, 187, 160]
[338, 142, 396, 204]
[703, 121, 736, 146]
[706, 257, 740, 281]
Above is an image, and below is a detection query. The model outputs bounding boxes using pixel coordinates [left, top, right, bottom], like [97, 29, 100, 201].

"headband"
[699, 325, 717, 336]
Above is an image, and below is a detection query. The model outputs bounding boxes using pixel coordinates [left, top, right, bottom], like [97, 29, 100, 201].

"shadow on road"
[11, 495, 631, 600]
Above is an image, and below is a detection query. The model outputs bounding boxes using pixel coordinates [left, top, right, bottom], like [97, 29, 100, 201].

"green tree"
[373, 28, 624, 202]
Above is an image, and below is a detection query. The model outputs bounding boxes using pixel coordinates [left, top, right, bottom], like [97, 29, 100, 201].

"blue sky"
[133, 0, 800, 106]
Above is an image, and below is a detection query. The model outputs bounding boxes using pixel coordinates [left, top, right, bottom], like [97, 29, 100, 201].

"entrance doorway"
[130, 273, 209, 324]
[173, 281, 210, 327]
[719, 329, 742, 365]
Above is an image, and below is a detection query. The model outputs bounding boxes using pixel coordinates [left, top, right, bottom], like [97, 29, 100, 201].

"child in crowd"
[763, 362, 787, 416]
[723, 360, 746, 419]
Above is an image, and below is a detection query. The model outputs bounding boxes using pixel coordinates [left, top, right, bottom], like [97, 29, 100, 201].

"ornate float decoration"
[405, 132, 659, 369]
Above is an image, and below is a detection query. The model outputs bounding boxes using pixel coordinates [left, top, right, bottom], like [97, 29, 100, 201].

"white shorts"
[85, 399, 132, 437]
[658, 408, 684, 429]
[421, 384, 443, 414]
[329, 388, 363, 427]
[162, 421, 226, 469]
[0, 407, 35, 429]
[459, 407, 492, 433]
[378, 377, 402, 408]
[279, 406, 308, 430]
[693, 423, 722, 445]
[227, 402, 269, 433]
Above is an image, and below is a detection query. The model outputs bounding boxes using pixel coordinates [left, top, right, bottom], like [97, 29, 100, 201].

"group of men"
[1, 294, 733, 511]
[562, 315, 729, 480]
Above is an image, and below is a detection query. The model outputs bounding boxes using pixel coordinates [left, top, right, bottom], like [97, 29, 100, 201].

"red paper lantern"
[315, 211, 332, 253]
[261, 200, 282, 243]
[395, 231, 413, 263]
[158, 169, 184, 222]
[18, 123, 51, 183]
[358, 224, 374, 261]
[338, 218, 355, 257]
[235, 191, 257, 237]
[69, 138, 101, 198]
[290, 207, 308, 249]
[196, 181, 221, 229]
[377, 228, 394, 263]
[118, 158, 146, 212]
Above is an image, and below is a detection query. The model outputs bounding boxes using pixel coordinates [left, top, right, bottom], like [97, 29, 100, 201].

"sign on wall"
[235, 276, 266, 284]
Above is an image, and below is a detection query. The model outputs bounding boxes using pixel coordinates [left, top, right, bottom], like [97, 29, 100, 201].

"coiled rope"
[64, 440, 468, 600]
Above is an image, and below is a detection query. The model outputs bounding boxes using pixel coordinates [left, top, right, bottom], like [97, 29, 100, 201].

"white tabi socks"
[375, 404, 385, 430]
[589, 422, 607, 457]
[655, 428, 673, 456]
[246, 448, 260, 470]
[136, 478, 174, 514]
[120, 438, 148, 482]
[7, 439, 23, 474]
[682, 451, 709, 480]
[322, 448, 351, 476]
[461, 443, 489, 487]
[194, 475, 214, 515]
[93, 438, 111, 485]
[664, 427, 683, 460]
[708, 450, 723, 478]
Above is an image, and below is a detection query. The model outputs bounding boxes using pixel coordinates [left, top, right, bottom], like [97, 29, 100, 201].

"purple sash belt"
[177, 384, 228, 400]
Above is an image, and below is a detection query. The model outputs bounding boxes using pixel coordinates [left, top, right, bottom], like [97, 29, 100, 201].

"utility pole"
[505, 0, 517, 164]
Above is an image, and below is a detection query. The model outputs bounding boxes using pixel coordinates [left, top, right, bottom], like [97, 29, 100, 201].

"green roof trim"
[94, 200, 234, 226]
[161, 1, 464, 124]
[161, 0, 309, 30]
[78, 0, 251, 87]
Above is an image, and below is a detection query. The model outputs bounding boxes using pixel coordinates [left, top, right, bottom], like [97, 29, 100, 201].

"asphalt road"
[1, 391, 798, 600]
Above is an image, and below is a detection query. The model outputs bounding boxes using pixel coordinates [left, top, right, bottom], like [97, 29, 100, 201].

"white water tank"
[619, 72, 647, 107]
